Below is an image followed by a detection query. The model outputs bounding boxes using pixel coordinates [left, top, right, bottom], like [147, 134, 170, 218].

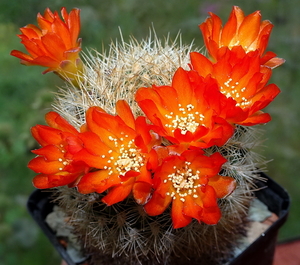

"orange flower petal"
[20, 26, 41, 39]
[45, 111, 79, 134]
[264, 56, 285, 69]
[221, 8, 239, 46]
[190, 52, 213, 77]
[73, 148, 109, 169]
[132, 181, 152, 205]
[33, 172, 79, 189]
[171, 199, 192, 229]
[144, 192, 172, 216]
[31, 125, 62, 146]
[172, 67, 193, 107]
[31, 145, 62, 161]
[199, 185, 218, 208]
[65, 8, 81, 46]
[10, 50, 34, 63]
[41, 33, 66, 60]
[200, 205, 221, 225]
[238, 11, 261, 48]
[250, 83, 281, 113]
[116, 100, 136, 129]
[52, 17, 72, 49]
[102, 178, 135, 206]
[239, 112, 271, 126]
[77, 170, 120, 194]
[208, 175, 236, 199]
[28, 156, 63, 174]
[183, 196, 203, 222]
[78, 131, 110, 157]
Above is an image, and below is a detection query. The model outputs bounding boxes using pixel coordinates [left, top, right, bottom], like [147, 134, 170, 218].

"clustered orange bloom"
[144, 150, 236, 228]
[199, 6, 285, 68]
[76, 101, 161, 205]
[10, 7, 82, 79]
[28, 112, 89, 189]
[22, 6, 283, 228]
[189, 46, 280, 125]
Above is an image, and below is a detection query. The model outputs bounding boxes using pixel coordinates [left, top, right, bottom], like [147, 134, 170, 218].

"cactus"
[11, 6, 284, 265]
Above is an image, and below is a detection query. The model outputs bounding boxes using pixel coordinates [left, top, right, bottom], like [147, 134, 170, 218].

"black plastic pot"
[229, 173, 290, 265]
[27, 172, 290, 265]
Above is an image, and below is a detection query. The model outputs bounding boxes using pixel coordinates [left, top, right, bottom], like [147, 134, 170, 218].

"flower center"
[164, 104, 205, 135]
[103, 134, 145, 176]
[165, 161, 201, 202]
[58, 158, 70, 170]
[220, 78, 251, 108]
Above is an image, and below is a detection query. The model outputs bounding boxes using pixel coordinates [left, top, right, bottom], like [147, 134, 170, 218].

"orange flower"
[200, 6, 284, 68]
[28, 112, 88, 189]
[144, 149, 236, 228]
[76, 100, 161, 205]
[190, 46, 280, 125]
[10, 7, 82, 78]
[135, 67, 234, 148]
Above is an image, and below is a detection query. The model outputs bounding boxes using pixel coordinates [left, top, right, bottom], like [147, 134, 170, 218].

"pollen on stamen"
[164, 104, 206, 135]
[166, 161, 201, 201]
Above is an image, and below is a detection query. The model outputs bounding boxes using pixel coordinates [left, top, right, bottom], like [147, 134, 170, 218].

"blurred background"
[0, 0, 299, 264]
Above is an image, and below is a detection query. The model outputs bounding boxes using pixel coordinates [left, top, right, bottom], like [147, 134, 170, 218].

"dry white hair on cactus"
[53, 30, 197, 128]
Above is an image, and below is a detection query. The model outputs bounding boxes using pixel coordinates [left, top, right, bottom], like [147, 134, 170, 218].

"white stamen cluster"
[58, 157, 70, 171]
[164, 104, 205, 135]
[220, 78, 251, 108]
[103, 134, 145, 176]
[58, 144, 69, 170]
[165, 161, 201, 202]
